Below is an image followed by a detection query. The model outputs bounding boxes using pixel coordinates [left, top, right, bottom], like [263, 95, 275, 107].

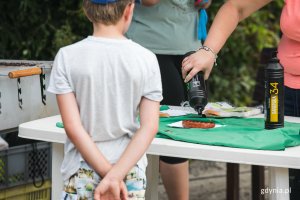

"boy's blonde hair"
[83, 0, 133, 25]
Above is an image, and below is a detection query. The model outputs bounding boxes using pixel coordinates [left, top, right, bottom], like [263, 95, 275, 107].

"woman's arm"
[205, 0, 273, 55]
[182, 0, 272, 81]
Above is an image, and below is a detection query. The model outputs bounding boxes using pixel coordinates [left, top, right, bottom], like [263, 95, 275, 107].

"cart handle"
[8, 67, 42, 79]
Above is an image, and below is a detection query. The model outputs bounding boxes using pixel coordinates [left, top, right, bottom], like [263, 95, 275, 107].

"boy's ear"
[123, 2, 135, 21]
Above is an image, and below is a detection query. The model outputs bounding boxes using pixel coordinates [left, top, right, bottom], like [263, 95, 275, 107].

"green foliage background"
[0, 0, 283, 106]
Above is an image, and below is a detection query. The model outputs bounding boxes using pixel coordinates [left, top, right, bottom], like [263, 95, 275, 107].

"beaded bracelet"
[198, 45, 218, 67]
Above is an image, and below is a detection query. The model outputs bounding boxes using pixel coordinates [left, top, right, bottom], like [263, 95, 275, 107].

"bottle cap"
[269, 57, 280, 63]
[269, 50, 280, 63]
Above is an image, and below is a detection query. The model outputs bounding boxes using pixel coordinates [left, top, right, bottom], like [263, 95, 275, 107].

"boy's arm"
[94, 97, 160, 197]
[182, 0, 272, 81]
[109, 97, 159, 178]
[56, 93, 113, 177]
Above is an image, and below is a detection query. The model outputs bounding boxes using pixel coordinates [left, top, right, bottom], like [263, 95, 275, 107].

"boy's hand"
[94, 176, 128, 200]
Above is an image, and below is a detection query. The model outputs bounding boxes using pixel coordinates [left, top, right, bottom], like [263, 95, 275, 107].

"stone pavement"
[156, 160, 267, 200]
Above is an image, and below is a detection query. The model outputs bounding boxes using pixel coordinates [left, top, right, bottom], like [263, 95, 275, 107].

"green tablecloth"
[157, 115, 300, 151]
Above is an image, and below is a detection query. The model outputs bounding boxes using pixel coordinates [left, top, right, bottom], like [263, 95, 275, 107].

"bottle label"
[269, 82, 279, 122]
[270, 94, 278, 122]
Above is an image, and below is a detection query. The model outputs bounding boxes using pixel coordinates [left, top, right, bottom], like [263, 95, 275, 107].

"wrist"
[198, 45, 218, 67]
[106, 166, 125, 181]
[98, 164, 112, 178]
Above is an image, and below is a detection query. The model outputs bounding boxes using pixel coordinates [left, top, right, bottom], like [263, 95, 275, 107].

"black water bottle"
[184, 51, 208, 115]
[264, 55, 284, 129]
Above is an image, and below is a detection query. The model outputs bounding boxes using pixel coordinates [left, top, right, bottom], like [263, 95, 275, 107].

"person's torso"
[278, 0, 300, 88]
[60, 36, 157, 180]
[61, 36, 157, 141]
[127, 0, 202, 54]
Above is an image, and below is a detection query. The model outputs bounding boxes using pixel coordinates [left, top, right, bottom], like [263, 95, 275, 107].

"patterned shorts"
[61, 162, 146, 200]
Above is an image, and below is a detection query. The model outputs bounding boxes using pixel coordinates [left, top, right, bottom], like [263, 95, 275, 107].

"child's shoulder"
[59, 38, 89, 53]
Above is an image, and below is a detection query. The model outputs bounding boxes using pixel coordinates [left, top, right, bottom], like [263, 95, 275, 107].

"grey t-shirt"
[48, 36, 163, 180]
[127, 0, 202, 55]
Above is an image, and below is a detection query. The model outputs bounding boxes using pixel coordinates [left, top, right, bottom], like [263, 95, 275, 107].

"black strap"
[31, 143, 45, 188]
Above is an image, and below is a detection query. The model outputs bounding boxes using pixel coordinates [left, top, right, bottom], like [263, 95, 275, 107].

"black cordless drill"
[184, 51, 208, 116]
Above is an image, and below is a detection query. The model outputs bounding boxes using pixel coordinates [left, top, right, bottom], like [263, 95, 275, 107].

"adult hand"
[181, 49, 215, 82]
[94, 177, 128, 200]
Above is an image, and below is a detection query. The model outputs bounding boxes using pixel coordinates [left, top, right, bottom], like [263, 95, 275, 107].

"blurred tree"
[0, 0, 90, 60]
[0, 0, 283, 105]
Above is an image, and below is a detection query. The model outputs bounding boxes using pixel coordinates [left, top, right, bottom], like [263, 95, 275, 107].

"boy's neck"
[92, 23, 126, 39]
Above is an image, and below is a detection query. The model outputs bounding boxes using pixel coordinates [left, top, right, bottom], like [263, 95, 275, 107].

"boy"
[47, 0, 162, 199]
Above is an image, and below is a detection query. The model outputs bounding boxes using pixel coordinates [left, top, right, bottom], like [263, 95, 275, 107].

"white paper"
[203, 102, 262, 117]
[160, 105, 197, 117]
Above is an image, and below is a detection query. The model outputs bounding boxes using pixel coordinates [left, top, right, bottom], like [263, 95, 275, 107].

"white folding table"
[19, 115, 300, 200]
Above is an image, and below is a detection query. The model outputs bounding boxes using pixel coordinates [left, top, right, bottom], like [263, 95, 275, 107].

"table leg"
[227, 163, 240, 200]
[252, 165, 265, 200]
[268, 167, 290, 200]
[145, 155, 159, 200]
[51, 143, 64, 200]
